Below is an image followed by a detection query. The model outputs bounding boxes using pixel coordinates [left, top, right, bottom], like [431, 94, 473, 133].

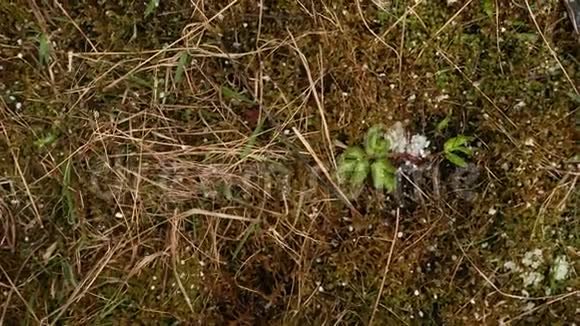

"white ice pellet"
[504, 261, 517, 272]
[435, 94, 449, 102]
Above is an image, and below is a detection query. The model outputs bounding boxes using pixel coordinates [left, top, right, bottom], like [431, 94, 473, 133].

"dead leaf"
[42, 242, 58, 265]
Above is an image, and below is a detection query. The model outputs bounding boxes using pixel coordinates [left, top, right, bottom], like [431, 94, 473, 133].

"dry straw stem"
[0, 264, 40, 324]
[105, 0, 240, 90]
[432, 0, 475, 38]
[503, 290, 580, 324]
[524, 0, 579, 95]
[291, 127, 356, 213]
[54, 0, 97, 52]
[177, 207, 257, 223]
[0, 245, 40, 324]
[355, 0, 400, 61]
[532, 174, 578, 239]
[435, 48, 518, 131]
[494, 0, 505, 74]
[47, 240, 125, 325]
[170, 212, 196, 313]
[0, 121, 43, 227]
[379, 0, 424, 39]
[288, 32, 335, 169]
[369, 208, 400, 326]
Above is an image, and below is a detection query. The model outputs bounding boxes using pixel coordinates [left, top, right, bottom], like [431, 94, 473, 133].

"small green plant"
[436, 111, 452, 133]
[38, 33, 51, 65]
[34, 132, 58, 148]
[444, 135, 474, 167]
[145, 0, 160, 17]
[338, 126, 396, 193]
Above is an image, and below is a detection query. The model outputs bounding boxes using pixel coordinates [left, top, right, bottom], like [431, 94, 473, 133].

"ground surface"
[0, 0, 579, 325]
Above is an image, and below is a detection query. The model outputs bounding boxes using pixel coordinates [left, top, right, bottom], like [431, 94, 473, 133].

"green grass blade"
[174, 51, 189, 84]
[221, 86, 254, 104]
[62, 160, 76, 225]
[436, 114, 451, 132]
[127, 75, 153, 88]
[239, 118, 264, 159]
[567, 92, 580, 104]
[98, 294, 127, 320]
[61, 259, 78, 287]
[232, 223, 260, 261]
[39, 33, 51, 65]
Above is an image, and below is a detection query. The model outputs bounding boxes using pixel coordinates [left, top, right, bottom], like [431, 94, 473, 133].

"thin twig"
[0, 122, 43, 227]
[170, 211, 195, 313]
[504, 290, 580, 324]
[288, 32, 335, 168]
[105, 0, 240, 90]
[437, 49, 517, 128]
[355, 0, 400, 61]
[177, 207, 257, 222]
[0, 264, 40, 323]
[494, 0, 504, 74]
[48, 241, 124, 325]
[369, 208, 400, 325]
[54, 0, 98, 52]
[524, 0, 578, 95]
[292, 127, 356, 213]
[433, 0, 474, 38]
[379, 0, 424, 39]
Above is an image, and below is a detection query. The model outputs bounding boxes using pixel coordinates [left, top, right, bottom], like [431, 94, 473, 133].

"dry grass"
[0, 0, 578, 324]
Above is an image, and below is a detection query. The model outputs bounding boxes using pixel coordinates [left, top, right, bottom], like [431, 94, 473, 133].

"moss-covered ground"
[0, 0, 578, 324]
